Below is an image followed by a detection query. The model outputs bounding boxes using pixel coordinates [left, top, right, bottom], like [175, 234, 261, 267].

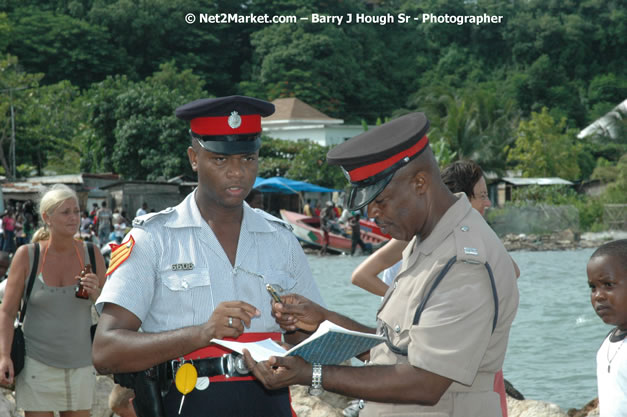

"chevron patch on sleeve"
[106, 235, 136, 276]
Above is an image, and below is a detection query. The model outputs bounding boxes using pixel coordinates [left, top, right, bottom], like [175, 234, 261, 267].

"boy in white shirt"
[588, 239, 627, 417]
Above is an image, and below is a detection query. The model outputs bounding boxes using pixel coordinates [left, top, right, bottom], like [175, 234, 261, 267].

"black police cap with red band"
[326, 112, 430, 210]
[175, 95, 275, 155]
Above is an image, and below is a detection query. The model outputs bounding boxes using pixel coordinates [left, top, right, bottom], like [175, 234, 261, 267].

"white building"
[261, 97, 367, 146]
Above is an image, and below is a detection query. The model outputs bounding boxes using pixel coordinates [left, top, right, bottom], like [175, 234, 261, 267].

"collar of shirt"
[163, 189, 276, 234]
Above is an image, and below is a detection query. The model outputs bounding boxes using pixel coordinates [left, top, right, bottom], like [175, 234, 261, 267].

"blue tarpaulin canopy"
[253, 177, 338, 194]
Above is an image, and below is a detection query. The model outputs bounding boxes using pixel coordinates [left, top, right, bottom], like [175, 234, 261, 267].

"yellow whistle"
[175, 363, 198, 395]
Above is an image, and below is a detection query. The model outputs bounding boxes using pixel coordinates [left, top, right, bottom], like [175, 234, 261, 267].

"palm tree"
[405, 85, 520, 174]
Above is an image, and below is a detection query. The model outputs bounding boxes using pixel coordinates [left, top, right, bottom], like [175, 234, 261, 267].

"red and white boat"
[359, 218, 391, 239]
[280, 210, 389, 254]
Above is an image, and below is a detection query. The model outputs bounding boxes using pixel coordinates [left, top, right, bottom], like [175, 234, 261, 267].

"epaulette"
[255, 209, 293, 232]
[453, 222, 487, 265]
[132, 207, 175, 227]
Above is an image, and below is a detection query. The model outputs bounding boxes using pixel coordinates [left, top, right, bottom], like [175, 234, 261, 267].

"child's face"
[588, 254, 627, 330]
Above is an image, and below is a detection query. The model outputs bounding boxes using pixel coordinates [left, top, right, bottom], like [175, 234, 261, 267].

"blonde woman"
[0, 184, 106, 417]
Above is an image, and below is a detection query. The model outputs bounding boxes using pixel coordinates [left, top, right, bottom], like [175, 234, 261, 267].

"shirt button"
[461, 225, 469, 232]
[394, 325, 401, 333]
[182, 280, 189, 289]
[393, 281, 397, 289]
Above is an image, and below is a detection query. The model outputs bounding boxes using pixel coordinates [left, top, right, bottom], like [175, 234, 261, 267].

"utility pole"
[2, 86, 28, 180]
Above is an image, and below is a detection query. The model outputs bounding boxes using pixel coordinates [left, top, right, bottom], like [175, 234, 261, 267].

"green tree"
[0, 54, 43, 177]
[0, 12, 10, 52]
[285, 142, 345, 189]
[80, 75, 133, 174]
[507, 107, 581, 180]
[407, 85, 519, 174]
[601, 154, 627, 204]
[87, 0, 249, 95]
[82, 62, 206, 180]
[587, 73, 627, 122]
[6, 8, 127, 88]
[258, 137, 308, 178]
[21, 80, 84, 175]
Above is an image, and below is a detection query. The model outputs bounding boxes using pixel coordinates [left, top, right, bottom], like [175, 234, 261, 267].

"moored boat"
[359, 218, 391, 239]
[280, 209, 389, 254]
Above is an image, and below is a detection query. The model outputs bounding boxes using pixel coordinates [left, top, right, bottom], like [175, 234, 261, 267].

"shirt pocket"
[161, 267, 210, 292]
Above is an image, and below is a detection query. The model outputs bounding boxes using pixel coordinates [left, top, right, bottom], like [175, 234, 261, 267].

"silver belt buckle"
[224, 353, 250, 377]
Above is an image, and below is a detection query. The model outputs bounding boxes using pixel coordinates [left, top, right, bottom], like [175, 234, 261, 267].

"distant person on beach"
[587, 239, 627, 417]
[89, 203, 99, 220]
[244, 113, 519, 417]
[135, 202, 148, 219]
[303, 199, 313, 216]
[96, 202, 112, 245]
[319, 201, 336, 256]
[80, 211, 92, 236]
[2, 209, 16, 254]
[348, 212, 369, 256]
[314, 201, 321, 218]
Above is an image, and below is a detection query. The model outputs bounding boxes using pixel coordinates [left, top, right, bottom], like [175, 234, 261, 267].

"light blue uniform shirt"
[97, 191, 324, 334]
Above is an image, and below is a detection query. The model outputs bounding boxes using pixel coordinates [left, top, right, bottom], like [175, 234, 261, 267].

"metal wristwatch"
[308, 363, 323, 396]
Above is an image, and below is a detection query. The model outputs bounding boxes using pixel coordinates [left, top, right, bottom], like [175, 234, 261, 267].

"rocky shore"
[0, 378, 601, 417]
[501, 229, 627, 252]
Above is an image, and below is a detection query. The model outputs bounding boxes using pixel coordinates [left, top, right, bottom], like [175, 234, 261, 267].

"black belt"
[168, 354, 250, 380]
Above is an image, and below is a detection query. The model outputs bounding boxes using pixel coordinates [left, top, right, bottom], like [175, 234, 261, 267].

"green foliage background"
[0, 0, 625, 197]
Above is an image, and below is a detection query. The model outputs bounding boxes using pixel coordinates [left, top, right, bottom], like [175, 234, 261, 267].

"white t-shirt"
[381, 261, 402, 287]
[596, 330, 627, 417]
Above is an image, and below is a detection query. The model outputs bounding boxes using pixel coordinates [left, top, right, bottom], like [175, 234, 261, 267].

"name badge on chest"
[172, 263, 194, 271]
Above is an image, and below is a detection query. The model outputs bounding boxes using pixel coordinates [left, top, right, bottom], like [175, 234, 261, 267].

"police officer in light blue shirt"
[93, 96, 323, 417]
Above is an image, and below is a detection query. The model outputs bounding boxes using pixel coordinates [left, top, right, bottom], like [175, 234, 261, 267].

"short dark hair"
[440, 160, 484, 198]
[590, 239, 627, 270]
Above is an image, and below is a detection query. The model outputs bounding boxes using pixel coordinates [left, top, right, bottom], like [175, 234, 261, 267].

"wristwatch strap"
[311, 363, 322, 392]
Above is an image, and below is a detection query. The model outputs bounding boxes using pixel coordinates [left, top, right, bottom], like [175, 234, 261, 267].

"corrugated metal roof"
[2, 182, 48, 193]
[25, 174, 84, 184]
[501, 177, 574, 186]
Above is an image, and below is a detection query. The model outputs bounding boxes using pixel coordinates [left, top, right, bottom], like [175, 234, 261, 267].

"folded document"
[211, 320, 385, 365]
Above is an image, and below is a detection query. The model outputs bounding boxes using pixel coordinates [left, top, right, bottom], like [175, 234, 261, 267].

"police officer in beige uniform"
[243, 112, 519, 417]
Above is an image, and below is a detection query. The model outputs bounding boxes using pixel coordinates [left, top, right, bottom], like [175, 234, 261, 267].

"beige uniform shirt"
[362, 194, 519, 417]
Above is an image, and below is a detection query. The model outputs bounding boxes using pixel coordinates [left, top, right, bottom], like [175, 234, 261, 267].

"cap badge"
[228, 111, 242, 129]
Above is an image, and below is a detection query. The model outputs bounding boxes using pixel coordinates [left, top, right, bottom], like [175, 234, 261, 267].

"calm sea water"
[306, 248, 609, 411]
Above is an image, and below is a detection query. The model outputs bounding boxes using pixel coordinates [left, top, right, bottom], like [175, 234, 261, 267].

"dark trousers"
[351, 237, 367, 255]
[162, 380, 293, 417]
[2, 231, 15, 253]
